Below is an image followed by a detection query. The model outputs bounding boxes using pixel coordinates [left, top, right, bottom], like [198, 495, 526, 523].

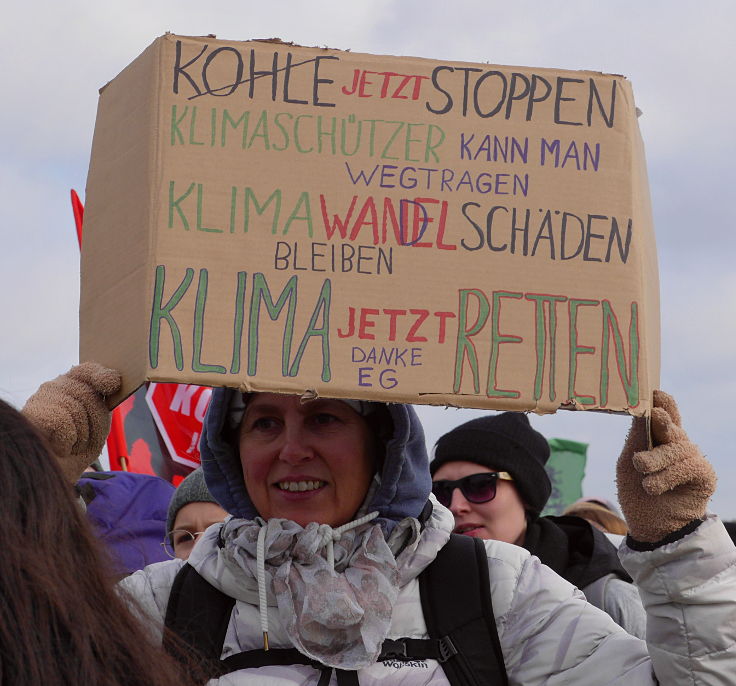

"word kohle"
[81, 35, 659, 414]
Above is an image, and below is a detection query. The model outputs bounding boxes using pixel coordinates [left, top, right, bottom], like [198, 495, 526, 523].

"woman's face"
[432, 461, 528, 545]
[238, 393, 376, 528]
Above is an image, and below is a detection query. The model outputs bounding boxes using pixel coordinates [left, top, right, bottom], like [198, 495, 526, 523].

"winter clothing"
[116, 388, 736, 684]
[430, 411, 645, 635]
[617, 390, 717, 542]
[523, 515, 646, 638]
[78, 471, 174, 576]
[201, 388, 431, 534]
[21, 363, 121, 482]
[166, 467, 219, 535]
[430, 412, 551, 514]
[122, 507, 736, 685]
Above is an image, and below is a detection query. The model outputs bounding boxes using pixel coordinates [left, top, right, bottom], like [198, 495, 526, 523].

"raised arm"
[21, 362, 120, 482]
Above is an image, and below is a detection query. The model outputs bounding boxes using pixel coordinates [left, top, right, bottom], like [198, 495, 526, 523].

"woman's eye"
[251, 416, 279, 431]
[312, 412, 339, 426]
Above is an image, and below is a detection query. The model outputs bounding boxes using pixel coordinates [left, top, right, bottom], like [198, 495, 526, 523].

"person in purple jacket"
[77, 469, 175, 577]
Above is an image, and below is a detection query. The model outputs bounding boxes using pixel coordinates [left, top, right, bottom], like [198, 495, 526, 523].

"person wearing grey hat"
[27, 365, 736, 684]
[431, 411, 646, 638]
[163, 468, 227, 560]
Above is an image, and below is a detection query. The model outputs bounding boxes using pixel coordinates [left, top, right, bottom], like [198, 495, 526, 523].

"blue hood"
[200, 388, 431, 534]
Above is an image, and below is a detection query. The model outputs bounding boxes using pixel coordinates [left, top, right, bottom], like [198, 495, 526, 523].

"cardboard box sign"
[80, 33, 660, 414]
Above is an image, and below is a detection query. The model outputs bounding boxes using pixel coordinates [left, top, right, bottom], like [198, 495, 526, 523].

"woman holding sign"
[23, 364, 736, 685]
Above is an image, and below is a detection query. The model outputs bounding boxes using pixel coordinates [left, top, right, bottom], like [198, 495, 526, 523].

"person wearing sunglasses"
[431, 411, 647, 638]
[21, 364, 736, 685]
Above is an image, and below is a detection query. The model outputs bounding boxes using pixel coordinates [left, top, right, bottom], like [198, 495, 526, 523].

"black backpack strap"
[419, 534, 508, 686]
[164, 565, 358, 684]
[164, 537, 508, 685]
[163, 563, 236, 675]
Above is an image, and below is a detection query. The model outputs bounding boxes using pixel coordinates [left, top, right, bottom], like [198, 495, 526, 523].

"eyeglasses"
[161, 529, 207, 559]
[431, 472, 513, 508]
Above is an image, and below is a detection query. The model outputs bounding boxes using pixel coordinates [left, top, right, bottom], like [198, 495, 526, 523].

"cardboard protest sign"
[80, 34, 659, 413]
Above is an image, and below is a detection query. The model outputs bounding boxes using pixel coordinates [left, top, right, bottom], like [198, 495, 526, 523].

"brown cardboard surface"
[80, 34, 660, 414]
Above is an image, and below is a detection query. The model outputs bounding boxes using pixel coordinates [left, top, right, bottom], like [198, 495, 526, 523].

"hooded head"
[199, 388, 432, 534]
[165, 467, 221, 535]
[430, 412, 551, 516]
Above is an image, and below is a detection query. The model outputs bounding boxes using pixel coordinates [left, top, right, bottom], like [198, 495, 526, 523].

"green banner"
[542, 438, 588, 516]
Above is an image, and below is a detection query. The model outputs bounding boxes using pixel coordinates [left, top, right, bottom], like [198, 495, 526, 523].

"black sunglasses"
[431, 472, 513, 508]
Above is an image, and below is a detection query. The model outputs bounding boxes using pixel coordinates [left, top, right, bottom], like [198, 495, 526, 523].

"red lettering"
[349, 196, 379, 243]
[358, 70, 374, 97]
[341, 70, 428, 100]
[337, 307, 356, 338]
[382, 309, 407, 341]
[412, 197, 437, 248]
[341, 69, 360, 96]
[320, 194, 358, 239]
[358, 308, 380, 339]
[434, 311, 456, 343]
[379, 71, 399, 98]
[435, 200, 456, 250]
[407, 309, 429, 342]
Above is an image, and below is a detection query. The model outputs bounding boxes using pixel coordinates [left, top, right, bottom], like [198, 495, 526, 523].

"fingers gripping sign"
[616, 390, 717, 543]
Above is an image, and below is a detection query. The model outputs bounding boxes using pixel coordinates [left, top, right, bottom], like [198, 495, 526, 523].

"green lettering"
[169, 181, 195, 230]
[247, 110, 271, 149]
[229, 271, 248, 374]
[248, 274, 297, 377]
[192, 269, 226, 374]
[425, 124, 445, 163]
[272, 112, 292, 151]
[196, 184, 222, 233]
[380, 121, 404, 160]
[188, 106, 205, 146]
[149, 265, 193, 370]
[600, 300, 639, 407]
[221, 109, 250, 148]
[453, 289, 490, 394]
[525, 294, 568, 401]
[317, 116, 337, 154]
[244, 188, 282, 234]
[567, 298, 599, 406]
[289, 279, 332, 381]
[283, 192, 313, 237]
[486, 291, 523, 399]
[170, 105, 188, 145]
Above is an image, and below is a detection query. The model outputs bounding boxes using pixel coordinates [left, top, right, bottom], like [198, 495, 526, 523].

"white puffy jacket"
[121, 503, 736, 686]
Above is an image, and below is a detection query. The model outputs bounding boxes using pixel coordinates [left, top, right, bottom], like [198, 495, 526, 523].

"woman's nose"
[278, 426, 314, 464]
[449, 488, 471, 514]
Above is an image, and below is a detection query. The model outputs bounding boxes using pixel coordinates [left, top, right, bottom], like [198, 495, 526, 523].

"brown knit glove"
[616, 390, 716, 543]
[21, 363, 122, 483]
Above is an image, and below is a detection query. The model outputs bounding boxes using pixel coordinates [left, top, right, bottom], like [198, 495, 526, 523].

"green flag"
[542, 438, 588, 516]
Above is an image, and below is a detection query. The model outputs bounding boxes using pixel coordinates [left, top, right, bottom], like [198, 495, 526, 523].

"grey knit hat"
[430, 412, 551, 515]
[166, 467, 220, 534]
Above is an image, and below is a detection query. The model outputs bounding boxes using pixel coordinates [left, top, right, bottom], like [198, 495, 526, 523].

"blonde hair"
[562, 500, 628, 535]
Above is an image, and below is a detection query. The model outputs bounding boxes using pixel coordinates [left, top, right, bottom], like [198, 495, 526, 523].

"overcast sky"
[1, 1, 734, 516]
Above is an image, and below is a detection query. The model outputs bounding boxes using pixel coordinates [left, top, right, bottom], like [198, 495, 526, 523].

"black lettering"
[426, 66, 454, 115]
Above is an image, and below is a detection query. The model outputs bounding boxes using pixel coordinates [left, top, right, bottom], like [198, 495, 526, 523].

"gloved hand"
[616, 390, 716, 543]
[21, 363, 121, 483]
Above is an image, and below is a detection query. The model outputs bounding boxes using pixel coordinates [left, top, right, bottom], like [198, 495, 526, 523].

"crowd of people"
[1, 362, 734, 685]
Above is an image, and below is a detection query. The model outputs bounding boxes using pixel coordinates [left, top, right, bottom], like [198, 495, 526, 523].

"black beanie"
[430, 412, 551, 515]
